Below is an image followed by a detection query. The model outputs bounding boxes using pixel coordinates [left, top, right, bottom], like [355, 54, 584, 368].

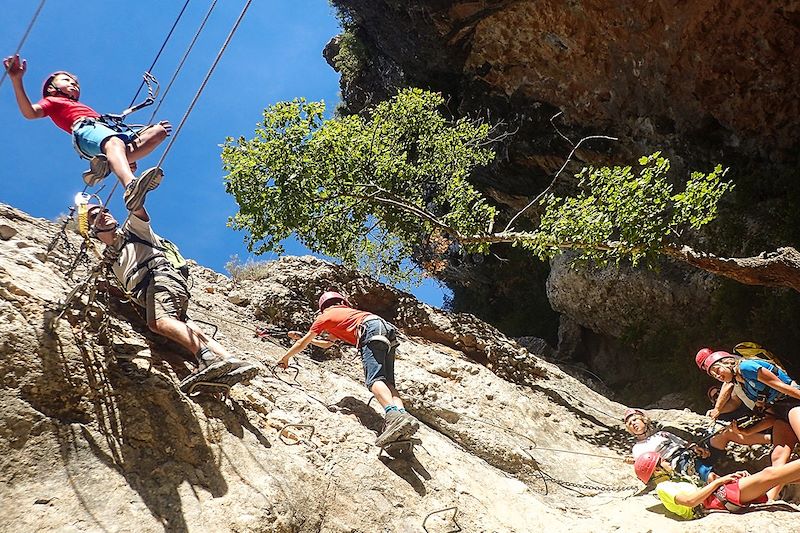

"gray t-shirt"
[109, 214, 170, 302]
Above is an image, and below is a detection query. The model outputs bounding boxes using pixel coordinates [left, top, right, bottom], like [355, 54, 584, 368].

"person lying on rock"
[78, 201, 258, 393]
[705, 385, 773, 450]
[277, 291, 420, 446]
[697, 348, 800, 500]
[634, 451, 800, 518]
[623, 408, 715, 482]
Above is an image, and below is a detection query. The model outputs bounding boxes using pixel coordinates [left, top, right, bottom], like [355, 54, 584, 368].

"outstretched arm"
[277, 330, 318, 368]
[288, 330, 334, 349]
[4, 55, 43, 119]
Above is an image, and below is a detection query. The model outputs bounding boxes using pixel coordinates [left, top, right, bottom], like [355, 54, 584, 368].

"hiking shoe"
[208, 363, 260, 388]
[179, 355, 249, 394]
[375, 410, 417, 447]
[82, 154, 110, 186]
[123, 167, 163, 211]
[402, 411, 420, 436]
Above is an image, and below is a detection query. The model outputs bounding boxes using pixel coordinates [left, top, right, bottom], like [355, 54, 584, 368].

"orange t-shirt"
[309, 305, 372, 345]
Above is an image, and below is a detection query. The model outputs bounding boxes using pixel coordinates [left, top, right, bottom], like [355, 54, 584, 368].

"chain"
[540, 472, 638, 493]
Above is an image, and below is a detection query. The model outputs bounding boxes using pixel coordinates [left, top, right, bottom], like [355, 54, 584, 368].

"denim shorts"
[358, 318, 398, 389]
[72, 118, 142, 158]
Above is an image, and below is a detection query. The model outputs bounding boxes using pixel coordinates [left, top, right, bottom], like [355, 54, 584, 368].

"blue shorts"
[358, 318, 398, 389]
[72, 118, 142, 159]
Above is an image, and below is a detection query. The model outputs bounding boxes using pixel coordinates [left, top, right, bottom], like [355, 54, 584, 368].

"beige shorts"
[145, 274, 189, 324]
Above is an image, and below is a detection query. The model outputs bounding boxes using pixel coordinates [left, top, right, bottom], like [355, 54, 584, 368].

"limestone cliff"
[326, 0, 800, 404]
[1, 204, 798, 531]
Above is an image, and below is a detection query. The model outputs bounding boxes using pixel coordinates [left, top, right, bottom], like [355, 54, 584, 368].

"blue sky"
[1, 0, 448, 307]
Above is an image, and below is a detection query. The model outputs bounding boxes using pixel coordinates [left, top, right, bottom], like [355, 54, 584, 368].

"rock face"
[327, 0, 800, 403]
[2, 203, 799, 531]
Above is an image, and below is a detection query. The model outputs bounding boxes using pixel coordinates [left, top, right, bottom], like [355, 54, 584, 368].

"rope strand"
[155, 0, 253, 168]
[0, 0, 47, 90]
[128, 0, 192, 107]
[147, 0, 219, 123]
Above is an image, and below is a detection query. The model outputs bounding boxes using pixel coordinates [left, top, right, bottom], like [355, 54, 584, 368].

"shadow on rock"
[333, 395, 384, 434]
[38, 315, 230, 533]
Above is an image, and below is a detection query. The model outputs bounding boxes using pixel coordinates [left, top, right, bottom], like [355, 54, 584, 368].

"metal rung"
[378, 437, 421, 459]
[422, 506, 461, 533]
[278, 423, 315, 446]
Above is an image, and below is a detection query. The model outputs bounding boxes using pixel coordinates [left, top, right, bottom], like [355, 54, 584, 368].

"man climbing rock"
[78, 199, 258, 393]
[277, 291, 419, 446]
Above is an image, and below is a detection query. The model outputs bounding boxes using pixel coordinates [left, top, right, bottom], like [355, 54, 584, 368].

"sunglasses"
[88, 208, 109, 224]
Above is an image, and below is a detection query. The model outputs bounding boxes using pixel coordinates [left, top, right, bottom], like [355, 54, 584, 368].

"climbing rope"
[147, 0, 220, 123]
[0, 0, 47, 90]
[154, 0, 253, 168]
[127, 0, 192, 107]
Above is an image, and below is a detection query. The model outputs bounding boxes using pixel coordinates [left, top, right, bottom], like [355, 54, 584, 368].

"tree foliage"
[223, 88, 496, 282]
[222, 88, 733, 284]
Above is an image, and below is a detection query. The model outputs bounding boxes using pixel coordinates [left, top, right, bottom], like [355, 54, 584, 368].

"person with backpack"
[277, 291, 420, 446]
[632, 451, 800, 519]
[78, 199, 258, 393]
[623, 408, 715, 482]
[697, 348, 800, 500]
[3, 54, 169, 208]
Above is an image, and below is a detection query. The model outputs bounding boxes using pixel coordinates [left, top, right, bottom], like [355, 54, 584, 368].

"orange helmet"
[634, 452, 662, 484]
[318, 291, 350, 312]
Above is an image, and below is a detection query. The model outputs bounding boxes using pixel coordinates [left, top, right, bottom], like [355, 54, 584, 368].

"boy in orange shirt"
[278, 291, 419, 446]
[3, 54, 170, 210]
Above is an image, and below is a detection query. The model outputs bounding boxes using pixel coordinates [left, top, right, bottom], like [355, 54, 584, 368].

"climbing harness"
[0, 0, 48, 90]
[422, 506, 461, 533]
[73, 72, 161, 162]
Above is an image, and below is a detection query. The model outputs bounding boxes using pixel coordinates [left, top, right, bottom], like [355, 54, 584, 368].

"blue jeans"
[358, 318, 397, 389]
[72, 118, 142, 158]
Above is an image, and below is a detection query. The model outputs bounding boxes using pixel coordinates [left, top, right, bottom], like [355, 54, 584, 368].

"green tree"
[223, 88, 800, 292]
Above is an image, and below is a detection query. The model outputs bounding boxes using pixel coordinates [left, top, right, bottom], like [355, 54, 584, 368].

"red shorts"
[705, 479, 768, 512]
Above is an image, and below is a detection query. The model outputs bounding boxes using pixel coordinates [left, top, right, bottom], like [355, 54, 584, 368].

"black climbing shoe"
[179, 354, 249, 394]
[209, 363, 260, 388]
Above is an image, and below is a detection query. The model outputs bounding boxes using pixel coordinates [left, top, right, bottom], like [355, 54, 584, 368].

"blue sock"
[384, 405, 399, 413]
[398, 408, 407, 413]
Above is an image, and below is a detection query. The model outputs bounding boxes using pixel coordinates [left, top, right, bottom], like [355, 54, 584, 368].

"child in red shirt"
[279, 291, 420, 446]
[3, 54, 170, 211]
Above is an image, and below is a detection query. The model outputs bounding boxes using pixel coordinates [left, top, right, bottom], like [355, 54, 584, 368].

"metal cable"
[0, 0, 47, 90]
[128, 0, 192, 107]
[154, 0, 253, 168]
[147, 0, 219, 123]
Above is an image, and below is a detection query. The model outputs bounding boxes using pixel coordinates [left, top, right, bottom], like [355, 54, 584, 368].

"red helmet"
[634, 452, 662, 484]
[42, 70, 79, 100]
[696, 348, 736, 374]
[623, 408, 644, 422]
[318, 291, 350, 312]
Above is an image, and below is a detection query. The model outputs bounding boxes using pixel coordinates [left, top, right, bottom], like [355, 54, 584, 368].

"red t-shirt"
[37, 96, 100, 133]
[309, 305, 372, 346]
